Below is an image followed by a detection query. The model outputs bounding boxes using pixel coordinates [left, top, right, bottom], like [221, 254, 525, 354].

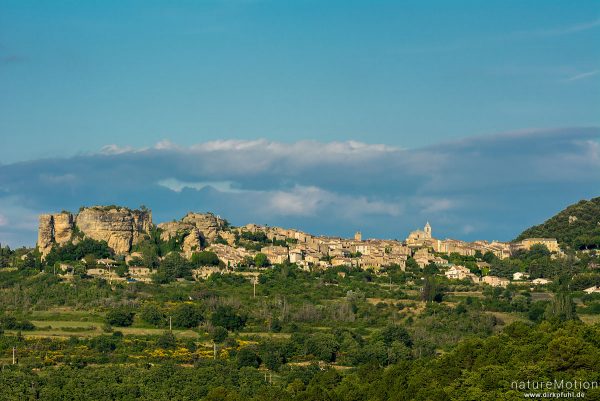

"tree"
[154, 252, 191, 283]
[405, 257, 420, 272]
[92, 335, 116, 353]
[545, 292, 577, 322]
[156, 331, 177, 349]
[211, 305, 247, 331]
[172, 303, 203, 329]
[140, 303, 165, 327]
[236, 347, 261, 368]
[379, 325, 412, 347]
[105, 308, 134, 327]
[421, 275, 443, 303]
[191, 251, 221, 267]
[254, 253, 270, 268]
[482, 251, 497, 263]
[305, 333, 340, 362]
[211, 326, 228, 344]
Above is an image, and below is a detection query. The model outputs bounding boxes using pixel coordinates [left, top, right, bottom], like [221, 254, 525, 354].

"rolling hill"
[516, 197, 600, 250]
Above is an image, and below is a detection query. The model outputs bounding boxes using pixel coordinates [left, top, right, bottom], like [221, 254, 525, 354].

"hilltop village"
[1, 199, 599, 399]
[36, 205, 562, 289]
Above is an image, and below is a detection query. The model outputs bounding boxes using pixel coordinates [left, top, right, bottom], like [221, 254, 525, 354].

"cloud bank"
[1, 127, 599, 247]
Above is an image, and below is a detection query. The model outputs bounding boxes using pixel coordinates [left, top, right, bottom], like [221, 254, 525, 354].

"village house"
[512, 238, 560, 253]
[260, 245, 289, 264]
[482, 275, 510, 287]
[208, 243, 251, 268]
[513, 272, 530, 281]
[583, 285, 600, 294]
[445, 265, 471, 280]
[192, 266, 223, 280]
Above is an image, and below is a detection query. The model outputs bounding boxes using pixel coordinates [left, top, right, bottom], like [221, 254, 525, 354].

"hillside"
[516, 196, 600, 250]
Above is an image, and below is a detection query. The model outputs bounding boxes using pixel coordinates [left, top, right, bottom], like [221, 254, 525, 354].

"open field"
[579, 314, 600, 325]
[6, 319, 200, 339]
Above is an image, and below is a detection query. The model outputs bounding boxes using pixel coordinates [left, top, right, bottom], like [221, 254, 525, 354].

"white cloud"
[0, 128, 599, 246]
[418, 198, 457, 214]
[158, 178, 246, 193]
[0, 214, 7, 226]
[100, 144, 137, 155]
[563, 70, 600, 82]
[535, 18, 600, 36]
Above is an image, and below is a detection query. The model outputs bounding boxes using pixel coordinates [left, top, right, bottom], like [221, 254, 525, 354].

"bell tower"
[424, 222, 432, 238]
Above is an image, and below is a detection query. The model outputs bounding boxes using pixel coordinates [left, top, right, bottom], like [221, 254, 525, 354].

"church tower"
[354, 231, 362, 241]
[424, 222, 432, 238]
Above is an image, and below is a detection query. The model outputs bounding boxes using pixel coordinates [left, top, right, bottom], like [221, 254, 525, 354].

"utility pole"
[12, 347, 16, 365]
[253, 278, 256, 298]
[169, 316, 172, 331]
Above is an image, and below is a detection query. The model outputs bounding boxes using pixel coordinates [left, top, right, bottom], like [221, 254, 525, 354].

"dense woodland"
[516, 196, 600, 250]
[1, 200, 600, 400]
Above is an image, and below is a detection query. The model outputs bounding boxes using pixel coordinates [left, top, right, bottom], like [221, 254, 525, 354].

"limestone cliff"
[37, 206, 152, 257]
[38, 212, 75, 257]
[181, 212, 226, 242]
[156, 212, 226, 257]
[37, 207, 227, 259]
[75, 206, 152, 254]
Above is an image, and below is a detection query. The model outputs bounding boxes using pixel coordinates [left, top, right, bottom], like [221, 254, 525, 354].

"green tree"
[379, 325, 412, 347]
[105, 308, 134, 327]
[156, 331, 177, 349]
[191, 251, 221, 267]
[153, 252, 192, 283]
[254, 253, 270, 268]
[421, 275, 443, 303]
[211, 305, 247, 331]
[212, 326, 228, 344]
[172, 303, 204, 329]
[237, 347, 261, 368]
[140, 303, 165, 327]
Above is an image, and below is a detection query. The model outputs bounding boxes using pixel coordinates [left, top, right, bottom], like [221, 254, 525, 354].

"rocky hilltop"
[37, 207, 231, 259]
[157, 212, 227, 257]
[38, 206, 152, 257]
[38, 212, 75, 256]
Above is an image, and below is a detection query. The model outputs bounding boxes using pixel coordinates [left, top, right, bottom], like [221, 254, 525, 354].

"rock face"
[38, 212, 75, 257]
[156, 221, 203, 258]
[157, 212, 226, 257]
[37, 207, 227, 259]
[75, 207, 152, 255]
[37, 206, 152, 258]
[181, 212, 226, 242]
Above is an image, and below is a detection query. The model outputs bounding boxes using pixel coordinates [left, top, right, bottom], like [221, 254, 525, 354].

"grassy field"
[579, 314, 600, 325]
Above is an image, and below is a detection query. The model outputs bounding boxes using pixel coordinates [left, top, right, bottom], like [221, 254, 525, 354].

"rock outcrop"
[75, 207, 152, 254]
[156, 212, 226, 257]
[181, 212, 226, 242]
[156, 221, 203, 257]
[37, 207, 228, 259]
[38, 212, 75, 257]
[37, 206, 152, 258]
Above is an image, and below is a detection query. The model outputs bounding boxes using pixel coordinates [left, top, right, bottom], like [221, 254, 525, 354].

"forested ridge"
[516, 197, 600, 250]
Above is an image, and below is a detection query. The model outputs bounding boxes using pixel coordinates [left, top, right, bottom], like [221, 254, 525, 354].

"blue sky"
[0, 1, 599, 246]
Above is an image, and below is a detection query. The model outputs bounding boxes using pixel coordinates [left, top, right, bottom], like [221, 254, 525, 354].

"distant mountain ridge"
[515, 197, 600, 250]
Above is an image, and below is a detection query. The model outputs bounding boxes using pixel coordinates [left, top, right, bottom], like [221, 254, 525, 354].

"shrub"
[105, 308, 134, 327]
[171, 303, 203, 329]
